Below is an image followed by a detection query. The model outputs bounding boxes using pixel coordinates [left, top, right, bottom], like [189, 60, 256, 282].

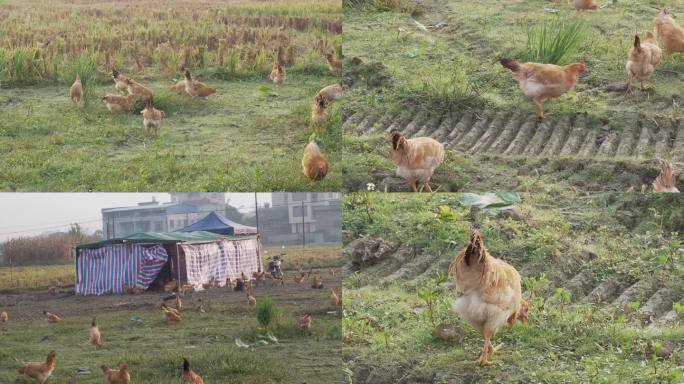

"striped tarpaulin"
[76, 244, 168, 295]
[181, 238, 262, 290]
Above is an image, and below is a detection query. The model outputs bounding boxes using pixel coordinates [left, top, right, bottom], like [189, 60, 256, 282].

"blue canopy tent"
[175, 211, 257, 236]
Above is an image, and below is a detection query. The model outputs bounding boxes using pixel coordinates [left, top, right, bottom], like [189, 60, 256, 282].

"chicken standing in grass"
[247, 290, 257, 307]
[101, 363, 130, 384]
[69, 74, 83, 105]
[90, 317, 102, 348]
[449, 228, 527, 366]
[330, 288, 340, 307]
[111, 69, 130, 94]
[162, 304, 182, 322]
[654, 8, 684, 55]
[182, 358, 204, 384]
[125, 78, 154, 102]
[175, 293, 183, 311]
[302, 140, 329, 182]
[269, 60, 286, 86]
[140, 99, 165, 135]
[184, 70, 216, 98]
[389, 130, 444, 192]
[325, 50, 342, 76]
[500, 58, 586, 118]
[1, 306, 7, 322]
[43, 310, 64, 323]
[626, 33, 662, 94]
[300, 313, 313, 331]
[102, 94, 135, 113]
[652, 160, 680, 192]
[17, 351, 56, 384]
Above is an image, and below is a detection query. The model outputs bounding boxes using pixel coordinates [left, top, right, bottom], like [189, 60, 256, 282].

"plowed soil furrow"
[345, 109, 682, 160]
[503, 116, 536, 155]
[468, 111, 508, 154]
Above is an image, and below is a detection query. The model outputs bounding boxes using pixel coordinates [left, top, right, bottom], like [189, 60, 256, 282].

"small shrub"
[256, 298, 281, 331]
[525, 17, 588, 65]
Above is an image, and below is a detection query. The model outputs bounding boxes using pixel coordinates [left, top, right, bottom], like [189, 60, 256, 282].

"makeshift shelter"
[175, 211, 257, 236]
[75, 231, 262, 296]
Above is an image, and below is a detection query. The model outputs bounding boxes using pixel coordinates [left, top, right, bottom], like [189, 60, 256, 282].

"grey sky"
[0, 193, 272, 241]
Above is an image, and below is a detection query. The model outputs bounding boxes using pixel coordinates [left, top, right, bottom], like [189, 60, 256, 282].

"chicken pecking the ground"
[1, 306, 7, 322]
[652, 160, 680, 193]
[101, 363, 130, 384]
[184, 70, 216, 99]
[140, 99, 166, 136]
[626, 33, 661, 95]
[69, 74, 83, 105]
[448, 228, 528, 366]
[302, 141, 329, 182]
[500, 58, 586, 118]
[182, 358, 204, 384]
[269, 60, 287, 86]
[90, 317, 102, 348]
[388, 130, 444, 192]
[571, 0, 597, 11]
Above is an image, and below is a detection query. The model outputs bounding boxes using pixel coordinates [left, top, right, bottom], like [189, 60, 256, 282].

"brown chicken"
[500, 58, 587, 118]
[43, 310, 64, 323]
[311, 275, 324, 289]
[247, 290, 257, 307]
[652, 160, 680, 192]
[162, 304, 182, 322]
[1, 306, 7, 322]
[101, 94, 135, 113]
[111, 69, 130, 94]
[125, 78, 154, 102]
[654, 8, 684, 54]
[626, 33, 662, 94]
[70, 74, 83, 104]
[226, 278, 236, 290]
[300, 313, 313, 331]
[571, 0, 597, 11]
[448, 228, 525, 366]
[329, 268, 337, 277]
[269, 60, 286, 86]
[171, 79, 188, 95]
[312, 84, 343, 125]
[389, 130, 445, 192]
[17, 351, 56, 384]
[140, 99, 166, 135]
[325, 50, 342, 76]
[175, 293, 183, 311]
[302, 141, 329, 181]
[294, 272, 306, 284]
[330, 288, 341, 307]
[90, 317, 102, 348]
[182, 358, 204, 384]
[184, 70, 216, 98]
[101, 363, 130, 384]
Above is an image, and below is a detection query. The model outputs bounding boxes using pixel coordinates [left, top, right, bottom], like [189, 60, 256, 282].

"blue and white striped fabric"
[76, 244, 168, 296]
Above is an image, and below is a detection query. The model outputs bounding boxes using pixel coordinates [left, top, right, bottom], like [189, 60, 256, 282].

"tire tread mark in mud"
[468, 111, 509, 154]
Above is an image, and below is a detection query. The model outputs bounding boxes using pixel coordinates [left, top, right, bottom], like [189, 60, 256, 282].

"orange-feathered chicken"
[1, 306, 7, 322]
[325, 50, 342, 76]
[571, 0, 597, 11]
[330, 288, 341, 307]
[500, 58, 587, 118]
[269, 60, 286, 86]
[184, 70, 216, 98]
[125, 78, 153, 102]
[389, 130, 445, 192]
[101, 363, 130, 384]
[17, 351, 56, 384]
[294, 272, 306, 284]
[448, 228, 525, 366]
[90, 317, 102, 348]
[111, 69, 130, 94]
[626, 33, 662, 94]
[311, 84, 342, 126]
[175, 293, 183, 311]
[247, 290, 257, 307]
[652, 160, 680, 192]
[182, 358, 204, 384]
[171, 79, 188, 95]
[162, 304, 182, 322]
[300, 313, 313, 331]
[654, 8, 684, 54]
[302, 141, 329, 181]
[140, 99, 166, 135]
[102, 94, 135, 113]
[70, 74, 83, 104]
[43, 310, 64, 323]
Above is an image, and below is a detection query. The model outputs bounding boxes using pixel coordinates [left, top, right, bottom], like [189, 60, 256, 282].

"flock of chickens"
[384, 8, 683, 194]
[3, 267, 341, 383]
[67, 49, 343, 184]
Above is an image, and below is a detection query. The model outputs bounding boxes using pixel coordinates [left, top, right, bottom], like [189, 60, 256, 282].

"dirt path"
[1, 268, 341, 322]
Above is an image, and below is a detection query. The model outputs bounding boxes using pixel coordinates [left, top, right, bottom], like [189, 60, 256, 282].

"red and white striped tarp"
[181, 238, 262, 290]
[76, 244, 168, 295]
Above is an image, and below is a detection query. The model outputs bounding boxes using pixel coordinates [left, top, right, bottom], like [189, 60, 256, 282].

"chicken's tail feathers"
[184, 69, 192, 81]
[183, 358, 190, 372]
[499, 58, 520, 72]
[465, 227, 487, 265]
[91, 317, 97, 327]
[634, 35, 641, 51]
[653, 160, 678, 192]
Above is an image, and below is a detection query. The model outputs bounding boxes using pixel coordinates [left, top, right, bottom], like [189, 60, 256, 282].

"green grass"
[0, 303, 341, 383]
[342, 192, 684, 383]
[0, 70, 341, 191]
[525, 17, 588, 65]
[0, 265, 74, 291]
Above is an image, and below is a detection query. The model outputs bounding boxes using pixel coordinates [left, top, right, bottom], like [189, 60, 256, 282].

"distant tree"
[224, 204, 245, 223]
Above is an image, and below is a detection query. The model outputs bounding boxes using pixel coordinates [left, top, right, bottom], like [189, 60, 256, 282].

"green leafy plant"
[256, 298, 281, 332]
[525, 17, 588, 65]
[553, 287, 571, 319]
[417, 271, 448, 327]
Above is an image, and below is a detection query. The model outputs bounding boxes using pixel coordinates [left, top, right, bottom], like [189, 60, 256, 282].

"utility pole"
[301, 201, 305, 248]
[254, 192, 259, 233]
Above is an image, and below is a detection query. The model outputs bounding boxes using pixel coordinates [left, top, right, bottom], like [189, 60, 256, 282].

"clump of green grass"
[257, 298, 281, 331]
[343, 0, 420, 14]
[525, 17, 588, 65]
[63, 52, 99, 104]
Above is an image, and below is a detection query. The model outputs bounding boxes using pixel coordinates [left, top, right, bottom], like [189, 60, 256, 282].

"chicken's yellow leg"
[478, 334, 492, 366]
[533, 97, 544, 118]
